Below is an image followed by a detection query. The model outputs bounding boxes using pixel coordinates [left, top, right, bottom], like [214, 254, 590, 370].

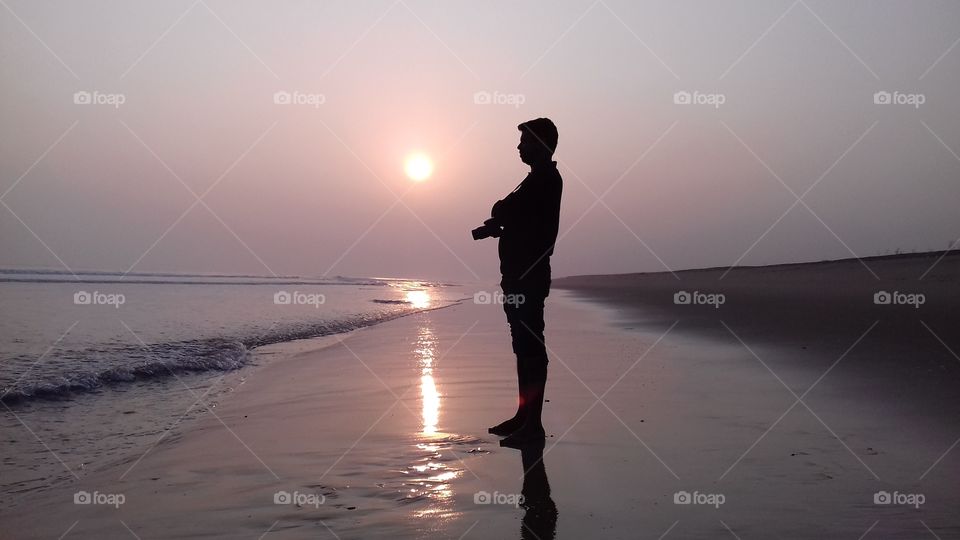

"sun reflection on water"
[421, 374, 440, 435]
[406, 289, 431, 309]
[403, 323, 465, 523]
[415, 325, 440, 435]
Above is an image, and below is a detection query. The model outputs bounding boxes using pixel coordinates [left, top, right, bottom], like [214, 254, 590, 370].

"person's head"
[517, 118, 558, 166]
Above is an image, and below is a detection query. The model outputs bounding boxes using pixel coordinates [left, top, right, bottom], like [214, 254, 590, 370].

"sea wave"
[0, 340, 251, 403]
[0, 268, 454, 288]
[0, 306, 452, 405]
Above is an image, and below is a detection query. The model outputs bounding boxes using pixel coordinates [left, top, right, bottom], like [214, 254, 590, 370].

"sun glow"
[405, 153, 433, 182]
[405, 290, 431, 309]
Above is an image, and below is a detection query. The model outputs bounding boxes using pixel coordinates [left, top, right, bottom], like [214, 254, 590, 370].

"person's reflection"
[502, 439, 558, 540]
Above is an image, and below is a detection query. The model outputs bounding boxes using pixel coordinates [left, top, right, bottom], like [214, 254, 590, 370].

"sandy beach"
[4, 253, 960, 539]
[5, 1, 960, 537]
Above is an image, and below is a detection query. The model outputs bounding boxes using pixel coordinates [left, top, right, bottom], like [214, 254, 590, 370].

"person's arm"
[490, 183, 530, 229]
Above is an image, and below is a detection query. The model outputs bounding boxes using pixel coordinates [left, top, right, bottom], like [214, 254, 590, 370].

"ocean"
[0, 269, 468, 506]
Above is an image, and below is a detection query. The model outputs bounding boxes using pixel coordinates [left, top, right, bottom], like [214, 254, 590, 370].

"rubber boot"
[488, 354, 527, 435]
[501, 358, 547, 445]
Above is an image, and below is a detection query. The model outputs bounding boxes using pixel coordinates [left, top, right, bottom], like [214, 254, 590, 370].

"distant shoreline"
[553, 248, 960, 432]
[552, 248, 959, 349]
[555, 249, 958, 280]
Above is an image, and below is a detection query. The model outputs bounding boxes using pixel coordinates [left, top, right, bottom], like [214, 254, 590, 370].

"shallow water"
[0, 270, 468, 506]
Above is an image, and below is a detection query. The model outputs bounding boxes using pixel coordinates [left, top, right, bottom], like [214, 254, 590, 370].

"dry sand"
[4, 252, 960, 539]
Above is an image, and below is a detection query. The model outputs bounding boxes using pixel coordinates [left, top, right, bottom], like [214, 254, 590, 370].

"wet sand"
[4, 253, 960, 538]
[554, 251, 960, 425]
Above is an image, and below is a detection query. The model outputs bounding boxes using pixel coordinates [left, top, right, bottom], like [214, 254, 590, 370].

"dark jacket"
[491, 162, 563, 295]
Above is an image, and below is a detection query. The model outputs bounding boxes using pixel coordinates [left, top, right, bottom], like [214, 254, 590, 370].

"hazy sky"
[2, 0, 958, 281]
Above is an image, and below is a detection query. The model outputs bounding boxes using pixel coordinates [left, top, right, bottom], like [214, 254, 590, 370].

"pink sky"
[2, 1, 959, 280]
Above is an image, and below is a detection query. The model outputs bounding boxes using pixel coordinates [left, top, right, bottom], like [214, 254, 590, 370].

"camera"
[471, 218, 502, 240]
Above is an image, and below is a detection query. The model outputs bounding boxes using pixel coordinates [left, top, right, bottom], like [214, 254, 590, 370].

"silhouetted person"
[507, 438, 558, 539]
[472, 118, 562, 445]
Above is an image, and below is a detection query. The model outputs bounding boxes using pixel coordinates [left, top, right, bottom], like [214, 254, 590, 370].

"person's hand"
[471, 218, 502, 240]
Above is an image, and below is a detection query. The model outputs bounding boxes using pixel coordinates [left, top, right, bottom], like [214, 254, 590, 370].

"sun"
[405, 153, 433, 182]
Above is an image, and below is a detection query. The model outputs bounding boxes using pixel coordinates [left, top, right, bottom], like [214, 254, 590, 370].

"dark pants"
[502, 291, 548, 363]
[502, 289, 548, 420]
